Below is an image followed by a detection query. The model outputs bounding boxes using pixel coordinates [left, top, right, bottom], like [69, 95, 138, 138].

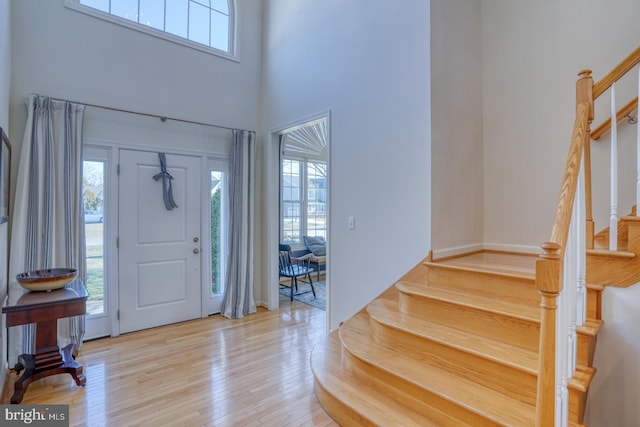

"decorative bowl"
[16, 268, 78, 292]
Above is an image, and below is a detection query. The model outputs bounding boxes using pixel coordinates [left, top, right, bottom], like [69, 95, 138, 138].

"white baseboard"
[484, 242, 541, 255]
[432, 242, 541, 260]
[432, 243, 484, 260]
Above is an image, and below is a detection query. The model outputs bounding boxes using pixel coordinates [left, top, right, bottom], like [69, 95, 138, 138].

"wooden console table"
[2, 279, 88, 403]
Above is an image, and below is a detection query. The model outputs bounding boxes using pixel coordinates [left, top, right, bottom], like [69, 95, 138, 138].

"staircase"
[311, 48, 640, 427]
[311, 250, 601, 426]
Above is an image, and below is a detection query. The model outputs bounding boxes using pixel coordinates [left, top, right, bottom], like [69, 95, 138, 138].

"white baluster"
[610, 83, 619, 250]
[637, 68, 640, 214]
[576, 162, 586, 325]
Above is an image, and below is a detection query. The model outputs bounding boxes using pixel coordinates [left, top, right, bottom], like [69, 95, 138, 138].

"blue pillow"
[304, 236, 326, 256]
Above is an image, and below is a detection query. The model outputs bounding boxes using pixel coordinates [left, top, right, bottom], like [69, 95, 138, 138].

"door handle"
[193, 248, 200, 254]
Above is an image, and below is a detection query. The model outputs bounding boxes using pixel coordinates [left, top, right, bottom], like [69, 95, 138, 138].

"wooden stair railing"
[536, 100, 591, 427]
[593, 47, 640, 100]
[537, 46, 640, 426]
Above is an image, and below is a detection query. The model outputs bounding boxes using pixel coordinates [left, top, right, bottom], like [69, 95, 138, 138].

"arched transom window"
[66, 0, 235, 58]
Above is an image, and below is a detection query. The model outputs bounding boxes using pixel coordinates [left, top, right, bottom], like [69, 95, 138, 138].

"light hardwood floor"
[1, 296, 338, 427]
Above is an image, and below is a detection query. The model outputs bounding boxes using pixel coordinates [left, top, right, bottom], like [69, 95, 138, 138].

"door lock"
[193, 237, 199, 243]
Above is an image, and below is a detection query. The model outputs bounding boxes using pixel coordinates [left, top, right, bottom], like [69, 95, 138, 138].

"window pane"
[83, 161, 105, 316]
[111, 0, 138, 21]
[139, 0, 165, 30]
[211, 0, 229, 14]
[188, 1, 210, 46]
[210, 10, 229, 51]
[282, 202, 302, 244]
[306, 162, 327, 239]
[282, 159, 301, 201]
[80, 0, 109, 12]
[166, 0, 188, 38]
[210, 170, 224, 295]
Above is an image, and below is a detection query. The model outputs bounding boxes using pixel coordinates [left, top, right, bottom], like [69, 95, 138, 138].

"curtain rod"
[40, 95, 249, 133]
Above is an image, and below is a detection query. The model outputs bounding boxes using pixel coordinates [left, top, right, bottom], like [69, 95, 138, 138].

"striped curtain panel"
[8, 95, 86, 365]
[220, 130, 257, 318]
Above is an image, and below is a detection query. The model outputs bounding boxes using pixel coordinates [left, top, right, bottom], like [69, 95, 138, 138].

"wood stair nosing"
[586, 248, 636, 259]
[396, 282, 541, 352]
[568, 365, 597, 393]
[585, 282, 605, 292]
[339, 313, 536, 427]
[424, 264, 539, 304]
[576, 318, 603, 337]
[367, 299, 539, 405]
[311, 332, 473, 427]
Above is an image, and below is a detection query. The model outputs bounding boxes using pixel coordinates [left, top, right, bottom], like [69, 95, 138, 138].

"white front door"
[118, 150, 202, 334]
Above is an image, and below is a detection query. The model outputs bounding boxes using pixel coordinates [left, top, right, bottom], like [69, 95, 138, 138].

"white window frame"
[83, 145, 115, 340]
[280, 157, 327, 251]
[64, 0, 237, 61]
[203, 157, 229, 315]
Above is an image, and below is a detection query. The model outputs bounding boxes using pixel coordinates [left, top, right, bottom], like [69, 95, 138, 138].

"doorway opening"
[271, 115, 329, 313]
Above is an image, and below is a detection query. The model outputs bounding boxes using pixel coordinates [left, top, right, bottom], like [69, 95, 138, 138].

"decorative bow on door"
[153, 153, 178, 211]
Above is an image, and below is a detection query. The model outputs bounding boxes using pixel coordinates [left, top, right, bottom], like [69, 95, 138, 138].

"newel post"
[577, 70, 595, 249]
[535, 242, 563, 427]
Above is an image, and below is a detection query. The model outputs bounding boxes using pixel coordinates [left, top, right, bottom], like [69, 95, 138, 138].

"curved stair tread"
[311, 332, 469, 427]
[426, 251, 537, 279]
[367, 299, 539, 374]
[340, 313, 536, 426]
[397, 281, 541, 322]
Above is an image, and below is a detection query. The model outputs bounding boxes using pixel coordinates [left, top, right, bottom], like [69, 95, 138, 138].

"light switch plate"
[347, 216, 355, 230]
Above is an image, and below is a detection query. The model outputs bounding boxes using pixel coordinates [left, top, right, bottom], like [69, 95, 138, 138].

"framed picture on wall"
[0, 126, 11, 224]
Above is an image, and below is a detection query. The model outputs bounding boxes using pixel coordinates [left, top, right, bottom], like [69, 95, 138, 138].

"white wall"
[261, 0, 431, 329]
[0, 0, 10, 398]
[482, 0, 640, 247]
[0, 0, 8, 126]
[481, 2, 640, 425]
[10, 0, 262, 160]
[586, 285, 640, 426]
[430, 0, 483, 255]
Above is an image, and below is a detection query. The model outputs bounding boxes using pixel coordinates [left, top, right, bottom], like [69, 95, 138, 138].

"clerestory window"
[65, 0, 235, 59]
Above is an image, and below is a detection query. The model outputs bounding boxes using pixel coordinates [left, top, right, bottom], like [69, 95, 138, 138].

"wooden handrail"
[591, 96, 638, 140]
[593, 46, 640, 99]
[535, 102, 590, 427]
[547, 103, 590, 250]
